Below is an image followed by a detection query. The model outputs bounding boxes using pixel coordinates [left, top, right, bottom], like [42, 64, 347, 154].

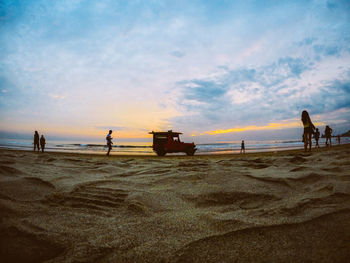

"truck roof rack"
[149, 131, 183, 135]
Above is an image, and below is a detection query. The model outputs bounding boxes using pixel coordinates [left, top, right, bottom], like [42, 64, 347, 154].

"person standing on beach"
[106, 130, 113, 156]
[240, 140, 245, 154]
[40, 135, 46, 152]
[325, 125, 332, 147]
[314, 128, 320, 148]
[301, 110, 315, 152]
[337, 135, 341, 145]
[33, 131, 40, 152]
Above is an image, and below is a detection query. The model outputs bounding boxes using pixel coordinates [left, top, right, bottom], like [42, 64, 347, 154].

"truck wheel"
[186, 149, 195, 156]
[156, 150, 166, 156]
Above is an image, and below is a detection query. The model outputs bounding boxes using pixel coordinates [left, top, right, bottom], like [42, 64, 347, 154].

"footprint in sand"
[289, 155, 307, 163]
[187, 191, 280, 209]
[290, 166, 307, 172]
[0, 177, 54, 201]
[0, 226, 64, 263]
[0, 165, 23, 177]
[49, 185, 128, 214]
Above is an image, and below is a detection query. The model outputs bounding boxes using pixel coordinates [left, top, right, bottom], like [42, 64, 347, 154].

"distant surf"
[0, 138, 349, 155]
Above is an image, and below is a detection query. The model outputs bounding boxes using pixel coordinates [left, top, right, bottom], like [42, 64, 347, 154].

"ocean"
[1, 137, 349, 155]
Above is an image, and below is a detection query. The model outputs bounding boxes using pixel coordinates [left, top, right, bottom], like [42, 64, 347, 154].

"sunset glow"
[194, 120, 326, 136]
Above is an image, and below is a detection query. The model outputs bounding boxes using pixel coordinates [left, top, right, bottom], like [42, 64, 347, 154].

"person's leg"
[303, 133, 307, 151]
[308, 132, 312, 151]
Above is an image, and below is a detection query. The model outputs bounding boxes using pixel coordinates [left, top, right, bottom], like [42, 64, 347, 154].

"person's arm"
[308, 117, 315, 131]
[311, 122, 315, 130]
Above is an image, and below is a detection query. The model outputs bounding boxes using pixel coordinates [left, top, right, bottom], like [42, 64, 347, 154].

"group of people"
[301, 110, 336, 152]
[34, 112, 338, 155]
[33, 131, 46, 152]
[105, 114, 338, 156]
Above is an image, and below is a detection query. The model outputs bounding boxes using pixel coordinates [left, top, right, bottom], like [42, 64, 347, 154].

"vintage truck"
[149, 130, 197, 156]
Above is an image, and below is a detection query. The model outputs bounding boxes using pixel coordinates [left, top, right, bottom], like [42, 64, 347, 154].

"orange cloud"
[192, 120, 325, 136]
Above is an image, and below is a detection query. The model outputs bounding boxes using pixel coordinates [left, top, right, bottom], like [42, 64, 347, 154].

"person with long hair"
[301, 110, 315, 152]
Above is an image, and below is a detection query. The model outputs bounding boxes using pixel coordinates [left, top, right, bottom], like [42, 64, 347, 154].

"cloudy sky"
[1, 0, 350, 142]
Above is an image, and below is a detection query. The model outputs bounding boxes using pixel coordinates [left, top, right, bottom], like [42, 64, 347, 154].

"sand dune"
[174, 210, 350, 263]
[0, 145, 350, 262]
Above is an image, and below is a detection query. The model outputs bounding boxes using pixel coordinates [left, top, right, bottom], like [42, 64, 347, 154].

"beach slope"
[1, 145, 350, 262]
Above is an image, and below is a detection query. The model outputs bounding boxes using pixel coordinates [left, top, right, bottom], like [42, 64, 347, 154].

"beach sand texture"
[1, 145, 350, 262]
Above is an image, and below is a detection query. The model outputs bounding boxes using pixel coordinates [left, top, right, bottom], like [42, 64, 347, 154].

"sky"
[1, 0, 350, 142]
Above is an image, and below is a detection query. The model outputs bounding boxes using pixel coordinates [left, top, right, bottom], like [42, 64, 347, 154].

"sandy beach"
[1, 145, 350, 262]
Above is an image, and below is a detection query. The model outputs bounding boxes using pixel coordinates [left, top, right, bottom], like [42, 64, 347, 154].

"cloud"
[196, 119, 326, 136]
[171, 55, 350, 134]
[277, 57, 309, 77]
[94, 125, 127, 131]
[297, 37, 317, 46]
[170, 50, 185, 58]
[313, 45, 341, 57]
[50, 94, 65, 99]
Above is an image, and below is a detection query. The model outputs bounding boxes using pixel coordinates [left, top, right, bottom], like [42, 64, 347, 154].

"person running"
[40, 135, 46, 152]
[314, 128, 320, 148]
[106, 130, 113, 156]
[325, 125, 332, 147]
[240, 140, 245, 154]
[301, 110, 315, 152]
[33, 131, 40, 152]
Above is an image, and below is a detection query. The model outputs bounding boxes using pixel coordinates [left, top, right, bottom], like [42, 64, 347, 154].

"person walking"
[240, 140, 245, 154]
[314, 128, 320, 148]
[106, 130, 113, 156]
[325, 125, 332, 147]
[301, 110, 315, 152]
[33, 131, 40, 152]
[40, 135, 46, 152]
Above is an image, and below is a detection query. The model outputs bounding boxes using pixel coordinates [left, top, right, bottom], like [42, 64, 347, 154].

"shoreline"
[1, 142, 349, 159]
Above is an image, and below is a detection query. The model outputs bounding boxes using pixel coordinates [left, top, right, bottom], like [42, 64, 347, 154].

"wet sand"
[1, 145, 350, 262]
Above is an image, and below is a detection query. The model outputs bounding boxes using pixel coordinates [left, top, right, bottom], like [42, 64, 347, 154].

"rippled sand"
[1, 145, 350, 262]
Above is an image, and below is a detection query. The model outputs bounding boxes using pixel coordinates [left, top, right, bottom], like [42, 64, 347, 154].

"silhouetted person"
[106, 130, 113, 156]
[337, 135, 341, 145]
[40, 135, 46, 152]
[325, 125, 332, 147]
[314, 128, 320, 148]
[240, 140, 245, 154]
[33, 131, 40, 152]
[301, 110, 315, 152]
